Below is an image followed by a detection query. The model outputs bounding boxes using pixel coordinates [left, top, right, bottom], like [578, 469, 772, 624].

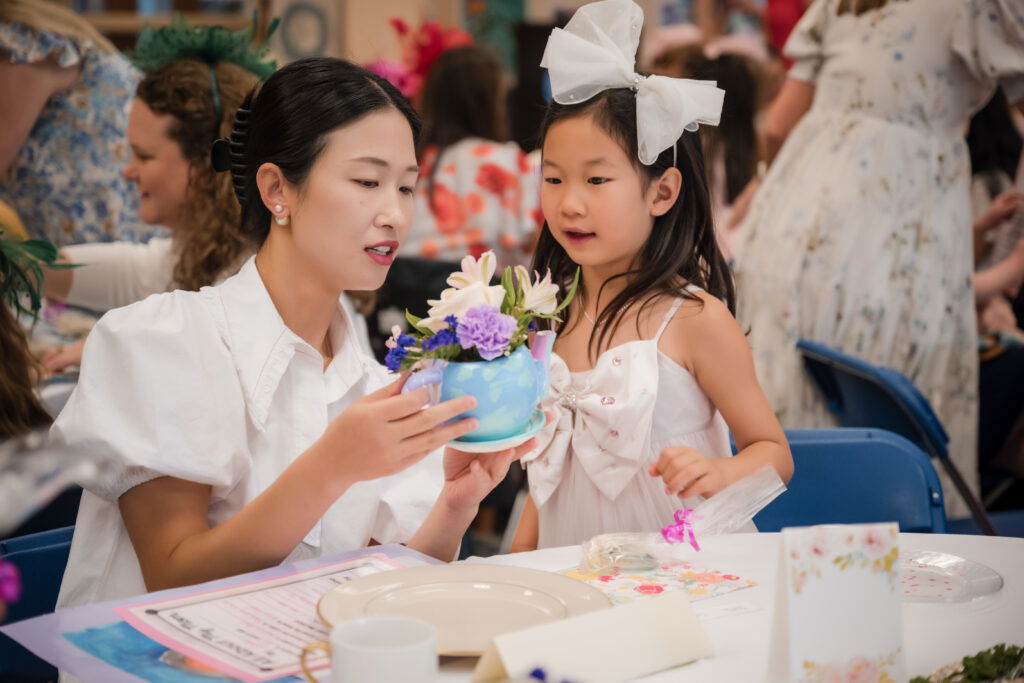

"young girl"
[511, 0, 791, 551]
[53, 57, 535, 609]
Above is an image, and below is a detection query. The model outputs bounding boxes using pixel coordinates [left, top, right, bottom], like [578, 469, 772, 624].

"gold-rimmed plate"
[317, 564, 612, 655]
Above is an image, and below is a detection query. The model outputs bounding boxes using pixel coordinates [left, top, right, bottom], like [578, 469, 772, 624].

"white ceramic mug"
[300, 616, 438, 683]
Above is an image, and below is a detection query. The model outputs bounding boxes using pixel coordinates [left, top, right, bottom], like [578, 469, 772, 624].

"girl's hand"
[440, 411, 553, 511]
[40, 339, 85, 374]
[317, 374, 478, 487]
[649, 446, 729, 499]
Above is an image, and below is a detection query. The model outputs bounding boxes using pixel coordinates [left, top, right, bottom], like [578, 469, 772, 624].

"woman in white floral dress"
[734, 0, 1024, 516]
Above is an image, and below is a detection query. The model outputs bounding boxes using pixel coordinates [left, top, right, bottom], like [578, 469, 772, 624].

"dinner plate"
[448, 409, 546, 453]
[317, 564, 612, 655]
[900, 550, 1003, 603]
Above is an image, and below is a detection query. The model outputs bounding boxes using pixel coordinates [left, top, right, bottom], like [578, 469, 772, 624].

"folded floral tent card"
[768, 523, 905, 682]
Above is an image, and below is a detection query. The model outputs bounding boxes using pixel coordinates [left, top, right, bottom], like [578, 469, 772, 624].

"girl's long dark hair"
[531, 88, 735, 360]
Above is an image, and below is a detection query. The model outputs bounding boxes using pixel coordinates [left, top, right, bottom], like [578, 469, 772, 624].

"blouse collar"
[213, 257, 370, 430]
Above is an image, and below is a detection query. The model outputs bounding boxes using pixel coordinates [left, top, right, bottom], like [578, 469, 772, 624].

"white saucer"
[448, 409, 545, 453]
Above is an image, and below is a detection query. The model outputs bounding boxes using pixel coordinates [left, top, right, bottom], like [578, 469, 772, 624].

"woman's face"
[280, 108, 419, 292]
[122, 98, 192, 229]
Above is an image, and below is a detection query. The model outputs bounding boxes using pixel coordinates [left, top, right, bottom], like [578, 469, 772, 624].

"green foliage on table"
[0, 227, 78, 322]
[911, 643, 1023, 683]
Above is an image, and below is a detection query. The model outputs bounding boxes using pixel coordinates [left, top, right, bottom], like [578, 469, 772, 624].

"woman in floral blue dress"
[0, 0, 149, 246]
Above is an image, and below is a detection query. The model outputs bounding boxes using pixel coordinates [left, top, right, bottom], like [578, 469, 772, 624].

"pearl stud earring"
[273, 204, 288, 226]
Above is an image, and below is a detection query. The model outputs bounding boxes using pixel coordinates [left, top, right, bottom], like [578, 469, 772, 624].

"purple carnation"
[457, 305, 517, 360]
[422, 327, 458, 351]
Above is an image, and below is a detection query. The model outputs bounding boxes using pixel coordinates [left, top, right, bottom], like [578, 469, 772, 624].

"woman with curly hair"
[41, 19, 272, 372]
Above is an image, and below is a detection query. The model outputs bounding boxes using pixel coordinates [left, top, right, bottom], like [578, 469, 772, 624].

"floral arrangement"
[385, 251, 577, 371]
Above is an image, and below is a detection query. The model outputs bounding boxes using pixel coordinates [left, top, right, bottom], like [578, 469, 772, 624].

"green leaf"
[553, 267, 581, 315]
[500, 266, 516, 315]
[404, 309, 434, 337]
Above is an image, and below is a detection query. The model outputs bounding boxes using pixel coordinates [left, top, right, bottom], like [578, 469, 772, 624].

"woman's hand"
[40, 339, 85, 374]
[974, 190, 1023, 233]
[649, 446, 729, 499]
[316, 374, 479, 488]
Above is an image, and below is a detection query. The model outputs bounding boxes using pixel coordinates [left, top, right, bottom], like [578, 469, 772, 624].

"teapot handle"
[400, 361, 445, 394]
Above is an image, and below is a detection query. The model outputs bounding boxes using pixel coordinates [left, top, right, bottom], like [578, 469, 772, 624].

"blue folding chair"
[796, 340, 996, 535]
[0, 525, 74, 680]
[754, 429, 947, 532]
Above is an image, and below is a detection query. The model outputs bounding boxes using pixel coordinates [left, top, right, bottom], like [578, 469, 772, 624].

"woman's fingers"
[400, 416, 479, 455]
[391, 395, 476, 437]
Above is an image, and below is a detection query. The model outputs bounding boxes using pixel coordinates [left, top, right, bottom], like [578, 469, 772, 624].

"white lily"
[447, 251, 497, 289]
[515, 266, 559, 315]
[419, 281, 506, 332]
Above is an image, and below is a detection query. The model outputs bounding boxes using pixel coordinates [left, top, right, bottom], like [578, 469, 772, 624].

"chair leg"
[938, 458, 999, 535]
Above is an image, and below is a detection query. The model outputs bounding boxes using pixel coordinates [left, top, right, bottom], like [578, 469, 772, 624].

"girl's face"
[122, 99, 192, 230]
[540, 114, 661, 274]
[281, 108, 418, 293]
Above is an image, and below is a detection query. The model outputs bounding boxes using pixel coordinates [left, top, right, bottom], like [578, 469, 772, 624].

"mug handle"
[299, 641, 330, 682]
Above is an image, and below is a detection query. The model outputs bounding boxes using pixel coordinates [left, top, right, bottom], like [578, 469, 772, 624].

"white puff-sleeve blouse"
[52, 257, 442, 609]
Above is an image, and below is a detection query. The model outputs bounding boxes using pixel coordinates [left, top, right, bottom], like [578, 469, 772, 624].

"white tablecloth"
[439, 533, 1024, 681]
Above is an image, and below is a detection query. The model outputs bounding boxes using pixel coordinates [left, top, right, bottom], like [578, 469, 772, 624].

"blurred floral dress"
[0, 22, 152, 246]
[734, 0, 1024, 516]
[402, 138, 542, 269]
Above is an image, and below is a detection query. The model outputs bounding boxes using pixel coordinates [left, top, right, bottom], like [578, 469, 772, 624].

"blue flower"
[384, 345, 408, 371]
[397, 334, 416, 347]
[456, 305, 517, 360]
[444, 315, 458, 326]
[528, 319, 538, 331]
[422, 327, 459, 351]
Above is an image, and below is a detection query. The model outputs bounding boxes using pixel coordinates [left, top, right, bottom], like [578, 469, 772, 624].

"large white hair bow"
[540, 0, 725, 165]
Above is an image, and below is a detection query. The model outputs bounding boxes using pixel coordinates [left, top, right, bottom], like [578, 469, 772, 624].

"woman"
[733, 0, 1024, 516]
[53, 57, 537, 610]
[0, 0, 145, 246]
[40, 20, 271, 373]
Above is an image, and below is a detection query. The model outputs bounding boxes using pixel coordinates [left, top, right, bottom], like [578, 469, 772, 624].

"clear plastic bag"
[581, 464, 786, 573]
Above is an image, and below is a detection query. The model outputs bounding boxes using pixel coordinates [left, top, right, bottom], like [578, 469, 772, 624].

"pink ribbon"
[661, 509, 702, 551]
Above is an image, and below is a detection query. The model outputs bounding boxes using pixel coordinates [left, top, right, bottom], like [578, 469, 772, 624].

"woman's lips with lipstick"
[364, 240, 399, 265]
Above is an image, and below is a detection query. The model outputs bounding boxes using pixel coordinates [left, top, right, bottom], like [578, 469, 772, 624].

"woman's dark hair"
[967, 88, 1022, 189]
[682, 52, 758, 203]
[531, 88, 735, 360]
[418, 45, 507, 209]
[232, 57, 422, 245]
[0, 302, 50, 438]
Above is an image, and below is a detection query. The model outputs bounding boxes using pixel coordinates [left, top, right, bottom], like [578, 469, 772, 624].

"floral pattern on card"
[800, 649, 902, 683]
[788, 525, 899, 595]
[562, 561, 756, 605]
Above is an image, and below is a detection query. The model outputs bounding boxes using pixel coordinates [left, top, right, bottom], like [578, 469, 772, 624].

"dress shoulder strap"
[653, 297, 685, 342]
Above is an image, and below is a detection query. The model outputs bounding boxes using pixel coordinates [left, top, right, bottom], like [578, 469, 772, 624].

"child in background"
[512, 0, 791, 551]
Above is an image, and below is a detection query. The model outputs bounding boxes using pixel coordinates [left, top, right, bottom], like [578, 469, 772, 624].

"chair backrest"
[0, 525, 74, 680]
[796, 340, 949, 459]
[753, 429, 947, 533]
